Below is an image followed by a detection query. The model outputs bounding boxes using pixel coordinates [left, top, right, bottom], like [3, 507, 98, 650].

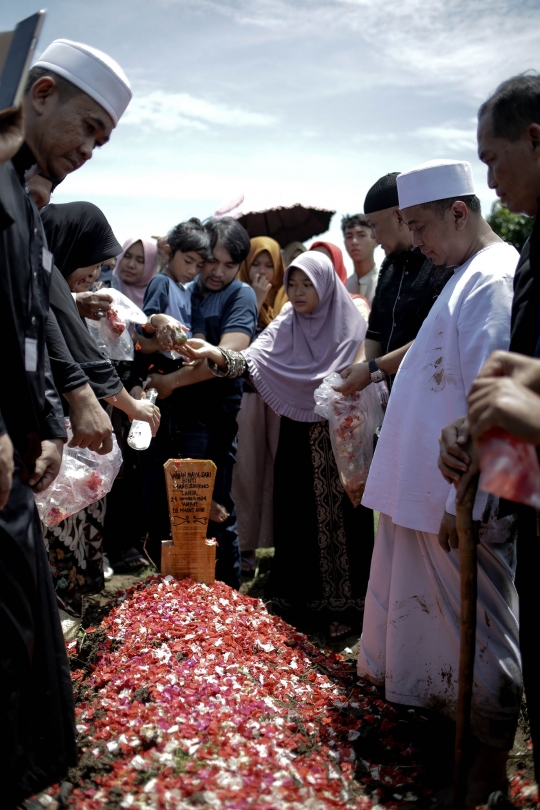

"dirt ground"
[49, 550, 536, 810]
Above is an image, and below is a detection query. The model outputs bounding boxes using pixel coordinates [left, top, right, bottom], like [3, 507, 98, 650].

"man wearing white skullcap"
[34, 39, 132, 127]
[357, 159, 521, 806]
[23, 39, 131, 182]
[0, 38, 132, 808]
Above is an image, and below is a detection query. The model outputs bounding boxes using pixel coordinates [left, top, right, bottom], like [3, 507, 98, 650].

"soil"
[38, 552, 537, 809]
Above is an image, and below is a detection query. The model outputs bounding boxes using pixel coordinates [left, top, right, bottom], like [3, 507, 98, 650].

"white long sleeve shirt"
[362, 241, 518, 535]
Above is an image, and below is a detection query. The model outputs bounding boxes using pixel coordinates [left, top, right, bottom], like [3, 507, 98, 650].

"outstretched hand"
[175, 339, 223, 365]
[147, 314, 189, 352]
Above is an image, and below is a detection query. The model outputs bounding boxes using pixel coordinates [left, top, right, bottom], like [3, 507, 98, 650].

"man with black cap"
[336, 172, 452, 394]
[0, 38, 133, 808]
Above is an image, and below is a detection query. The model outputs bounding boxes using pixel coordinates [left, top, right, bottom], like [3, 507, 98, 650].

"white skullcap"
[397, 159, 475, 210]
[34, 39, 132, 126]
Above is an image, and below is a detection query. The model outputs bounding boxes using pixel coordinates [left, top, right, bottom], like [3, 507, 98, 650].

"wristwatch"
[368, 359, 386, 383]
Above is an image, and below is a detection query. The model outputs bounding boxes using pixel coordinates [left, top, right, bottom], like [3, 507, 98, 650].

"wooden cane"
[454, 472, 480, 808]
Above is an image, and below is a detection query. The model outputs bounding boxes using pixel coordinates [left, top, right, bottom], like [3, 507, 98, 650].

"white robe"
[359, 242, 522, 748]
[358, 514, 520, 748]
[363, 242, 518, 530]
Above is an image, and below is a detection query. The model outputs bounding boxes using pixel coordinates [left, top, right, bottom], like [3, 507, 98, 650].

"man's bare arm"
[334, 341, 413, 395]
[364, 339, 382, 362]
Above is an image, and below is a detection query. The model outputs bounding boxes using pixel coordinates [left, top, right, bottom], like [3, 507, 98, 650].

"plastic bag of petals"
[85, 288, 147, 362]
[479, 428, 540, 509]
[314, 372, 384, 507]
[35, 420, 122, 527]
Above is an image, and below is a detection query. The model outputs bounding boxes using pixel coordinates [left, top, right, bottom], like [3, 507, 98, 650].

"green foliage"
[487, 200, 534, 252]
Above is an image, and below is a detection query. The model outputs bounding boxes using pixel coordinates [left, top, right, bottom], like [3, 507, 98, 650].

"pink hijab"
[244, 251, 367, 422]
[113, 237, 158, 308]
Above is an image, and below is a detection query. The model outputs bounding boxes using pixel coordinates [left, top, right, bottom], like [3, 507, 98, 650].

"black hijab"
[41, 201, 121, 279]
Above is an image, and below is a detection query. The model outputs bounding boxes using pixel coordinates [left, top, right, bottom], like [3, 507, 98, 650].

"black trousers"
[0, 472, 76, 808]
[516, 508, 540, 782]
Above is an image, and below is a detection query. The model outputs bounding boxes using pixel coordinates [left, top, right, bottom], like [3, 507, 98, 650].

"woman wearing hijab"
[102, 238, 158, 572]
[233, 238, 286, 569]
[41, 202, 160, 614]
[310, 240, 348, 285]
[180, 252, 375, 638]
[311, 240, 371, 326]
[282, 240, 306, 268]
[112, 237, 159, 306]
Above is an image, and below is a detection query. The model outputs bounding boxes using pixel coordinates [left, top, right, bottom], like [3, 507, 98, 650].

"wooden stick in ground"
[454, 471, 480, 808]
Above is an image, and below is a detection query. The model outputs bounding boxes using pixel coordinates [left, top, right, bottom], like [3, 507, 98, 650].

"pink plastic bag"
[479, 428, 540, 509]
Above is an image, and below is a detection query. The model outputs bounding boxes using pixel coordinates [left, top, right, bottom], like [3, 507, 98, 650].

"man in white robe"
[358, 159, 521, 806]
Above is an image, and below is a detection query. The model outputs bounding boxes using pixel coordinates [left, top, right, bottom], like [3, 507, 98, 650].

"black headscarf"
[41, 201, 122, 279]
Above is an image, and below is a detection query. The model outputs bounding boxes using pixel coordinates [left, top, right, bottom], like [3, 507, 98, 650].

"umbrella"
[236, 204, 335, 248]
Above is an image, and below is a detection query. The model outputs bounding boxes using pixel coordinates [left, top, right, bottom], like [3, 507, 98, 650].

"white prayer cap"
[34, 39, 132, 126]
[397, 159, 475, 210]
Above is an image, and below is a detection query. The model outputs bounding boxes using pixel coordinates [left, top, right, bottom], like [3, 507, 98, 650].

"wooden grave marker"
[161, 458, 217, 584]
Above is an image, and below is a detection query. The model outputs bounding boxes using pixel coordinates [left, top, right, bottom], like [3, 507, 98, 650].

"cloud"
[411, 125, 478, 153]
[194, 0, 539, 100]
[121, 90, 278, 131]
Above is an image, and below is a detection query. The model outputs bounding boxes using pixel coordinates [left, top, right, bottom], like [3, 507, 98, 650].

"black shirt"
[48, 265, 123, 401]
[509, 210, 540, 357]
[0, 144, 66, 467]
[366, 248, 454, 354]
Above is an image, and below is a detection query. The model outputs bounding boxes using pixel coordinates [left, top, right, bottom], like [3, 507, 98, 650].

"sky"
[2, 0, 539, 271]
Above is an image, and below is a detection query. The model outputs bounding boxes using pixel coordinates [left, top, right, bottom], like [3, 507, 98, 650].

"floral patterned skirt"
[44, 498, 106, 617]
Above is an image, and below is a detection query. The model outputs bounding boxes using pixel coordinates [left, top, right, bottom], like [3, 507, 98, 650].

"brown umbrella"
[236, 204, 335, 248]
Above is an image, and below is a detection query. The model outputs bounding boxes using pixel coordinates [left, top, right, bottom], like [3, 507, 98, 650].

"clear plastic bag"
[35, 421, 123, 527]
[314, 372, 384, 507]
[85, 288, 147, 362]
[479, 428, 540, 509]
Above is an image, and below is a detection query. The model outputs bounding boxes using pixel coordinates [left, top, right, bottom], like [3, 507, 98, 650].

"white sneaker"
[103, 554, 114, 580]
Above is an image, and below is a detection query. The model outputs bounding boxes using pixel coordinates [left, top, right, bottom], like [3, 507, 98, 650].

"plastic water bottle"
[127, 388, 158, 451]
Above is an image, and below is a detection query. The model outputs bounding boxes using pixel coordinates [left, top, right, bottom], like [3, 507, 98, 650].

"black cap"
[364, 172, 400, 214]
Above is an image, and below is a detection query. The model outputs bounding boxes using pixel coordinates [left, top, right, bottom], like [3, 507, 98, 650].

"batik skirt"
[266, 417, 374, 632]
[44, 497, 106, 617]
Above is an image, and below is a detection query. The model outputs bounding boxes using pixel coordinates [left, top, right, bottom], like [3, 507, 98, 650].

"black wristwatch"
[368, 359, 386, 383]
